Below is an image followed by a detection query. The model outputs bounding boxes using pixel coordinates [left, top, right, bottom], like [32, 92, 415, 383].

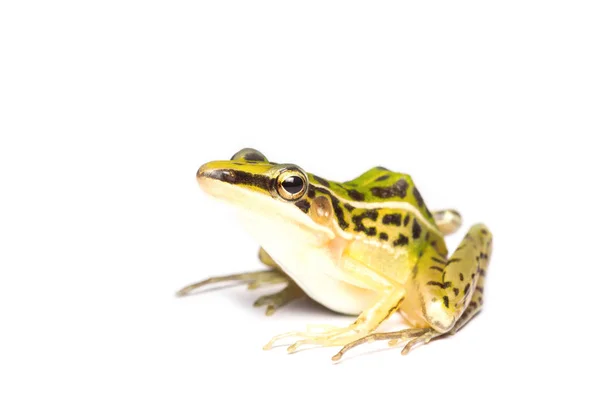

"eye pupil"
[282, 176, 304, 195]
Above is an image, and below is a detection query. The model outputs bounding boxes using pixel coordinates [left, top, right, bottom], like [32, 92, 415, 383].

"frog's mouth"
[197, 169, 336, 244]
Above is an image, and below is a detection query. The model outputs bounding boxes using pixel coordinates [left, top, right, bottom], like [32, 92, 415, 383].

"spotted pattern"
[413, 187, 424, 207]
[382, 214, 402, 226]
[347, 189, 365, 201]
[393, 234, 409, 247]
[352, 210, 378, 236]
[412, 220, 422, 239]
[370, 178, 409, 199]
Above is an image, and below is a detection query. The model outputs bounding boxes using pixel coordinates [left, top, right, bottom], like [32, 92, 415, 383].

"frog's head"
[196, 148, 338, 249]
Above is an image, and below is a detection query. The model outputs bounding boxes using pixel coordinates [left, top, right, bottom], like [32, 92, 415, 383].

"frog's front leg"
[333, 224, 492, 360]
[263, 259, 405, 353]
[176, 248, 306, 315]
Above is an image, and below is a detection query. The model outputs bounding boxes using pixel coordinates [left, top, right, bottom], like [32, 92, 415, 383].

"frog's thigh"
[415, 224, 492, 333]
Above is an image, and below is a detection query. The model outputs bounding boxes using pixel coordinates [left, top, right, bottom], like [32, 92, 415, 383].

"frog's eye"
[276, 169, 307, 201]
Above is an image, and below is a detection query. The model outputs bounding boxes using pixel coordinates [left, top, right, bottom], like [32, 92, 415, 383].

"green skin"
[178, 148, 493, 360]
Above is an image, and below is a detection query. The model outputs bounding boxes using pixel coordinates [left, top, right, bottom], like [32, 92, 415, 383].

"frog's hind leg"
[176, 248, 306, 315]
[432, 209, 462, 235]
[332, 224, 492, 360]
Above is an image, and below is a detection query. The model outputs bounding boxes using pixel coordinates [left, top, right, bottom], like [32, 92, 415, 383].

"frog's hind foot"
[263, 324, 367, 353]
[332, 328, 441, 361]
[176, 270, 304, 315]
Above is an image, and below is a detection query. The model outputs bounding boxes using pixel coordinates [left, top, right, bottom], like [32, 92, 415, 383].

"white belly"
[237, 211, 376, 315]
[269, 249, 376, 315]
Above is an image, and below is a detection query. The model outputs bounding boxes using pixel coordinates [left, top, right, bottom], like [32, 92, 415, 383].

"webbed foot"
[331, 327, 440, 361]
[263, 319, 369, 353]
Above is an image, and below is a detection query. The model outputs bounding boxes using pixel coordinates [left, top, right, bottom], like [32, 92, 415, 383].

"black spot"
[363, 210, 378, 220]
[307, 185, 316, 199]
[459, 273, 464, 281]
[379, 232, 389, 241]
[481, 229, 489, 235]
[403, 214, 410, 226]
[382, 214, 402, 226]
[393, 234, 409, 247]
[375, 174, 390, 182]
[443, 296, 449, 308]
[453, 288, 459, 296]
[412, 265, 418, 278]
[412, 220, 422, 239]
[425, 207, 433, 219]
[413, 187, 424, 207]
[344, 203, 355, 212]
[330, 195, 347, 229]
[475, 286, 484, 293]
[427, 281, 451, 289]
[447, 258, 461, 265]
[431, 257, 446, 264]
[312, 175, 330, 188]
[347, 189, 365, 201]
[370, 178, 409, 199]
[352, 210, 379, 235]
[430, 266, 444, 272]
[295, 200, 311, 213]
[464, 283, 471, 295]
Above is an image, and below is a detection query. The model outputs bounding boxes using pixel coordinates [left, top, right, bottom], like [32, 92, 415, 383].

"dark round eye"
[282, 176, 304, 195]
[276, 171, 307, 200]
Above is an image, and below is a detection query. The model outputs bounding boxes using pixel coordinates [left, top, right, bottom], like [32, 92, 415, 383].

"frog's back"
[307, 166, 447, 258]
[342, 167, 435, 223]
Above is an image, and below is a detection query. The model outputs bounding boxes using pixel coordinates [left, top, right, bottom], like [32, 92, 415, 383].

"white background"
[1, 1, 599, 399]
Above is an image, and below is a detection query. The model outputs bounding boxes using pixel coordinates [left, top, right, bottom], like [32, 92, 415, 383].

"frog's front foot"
[253, 281, 304, 316]
[176, 269, 304, 315]
[263, 320, 369, 353]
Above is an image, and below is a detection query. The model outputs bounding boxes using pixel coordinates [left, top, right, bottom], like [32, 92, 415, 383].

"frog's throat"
[198, 177, 336, 241]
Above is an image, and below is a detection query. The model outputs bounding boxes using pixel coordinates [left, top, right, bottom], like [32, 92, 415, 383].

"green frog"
[177, 148, 492, 360]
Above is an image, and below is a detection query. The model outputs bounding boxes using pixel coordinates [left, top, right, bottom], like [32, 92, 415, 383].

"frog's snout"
[196, 164, 236, 185]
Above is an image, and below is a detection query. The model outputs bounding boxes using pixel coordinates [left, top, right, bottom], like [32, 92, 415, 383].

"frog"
[177, 148, 492, 361]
